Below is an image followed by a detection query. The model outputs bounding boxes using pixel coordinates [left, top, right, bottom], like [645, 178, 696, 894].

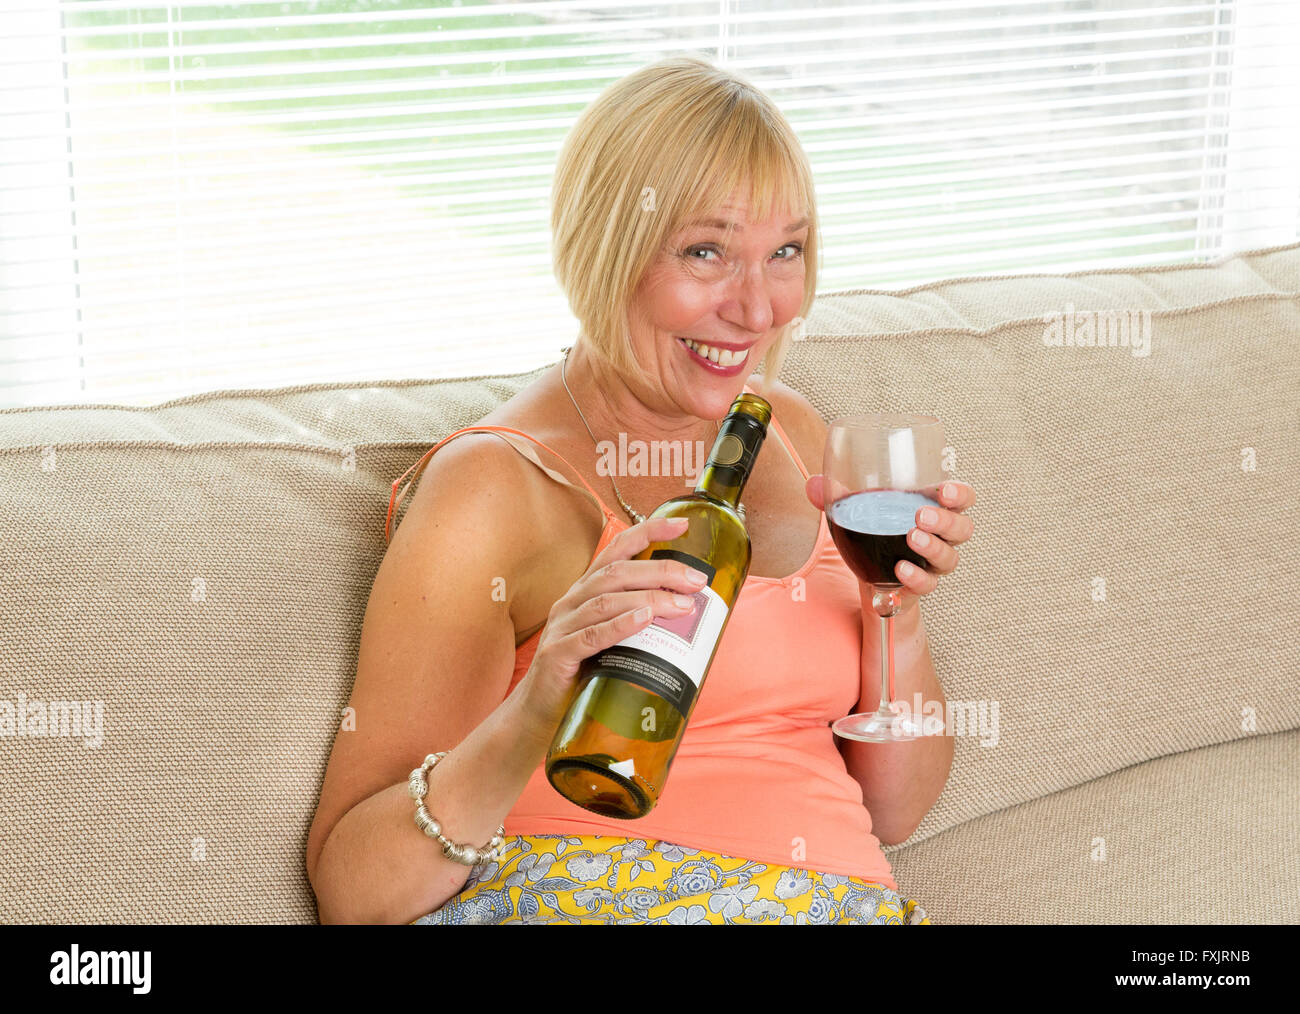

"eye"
[684, 243, 804, 261]
[684, 245, 720, 261]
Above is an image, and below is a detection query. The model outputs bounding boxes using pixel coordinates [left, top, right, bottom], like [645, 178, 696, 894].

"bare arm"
[310, 689, 556, 924]
[836, 598, 953, 845]
[305, 436, 554, 923]
[305, 436, 704, 923]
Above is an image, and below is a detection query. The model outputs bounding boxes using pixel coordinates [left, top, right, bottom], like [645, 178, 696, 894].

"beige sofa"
[2, 244, 1297, 924]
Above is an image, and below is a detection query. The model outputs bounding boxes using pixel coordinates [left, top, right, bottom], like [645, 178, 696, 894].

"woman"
[305, 55, 975, 925]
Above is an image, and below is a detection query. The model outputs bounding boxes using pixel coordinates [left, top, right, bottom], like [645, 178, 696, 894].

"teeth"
[682, 338, 747, 367]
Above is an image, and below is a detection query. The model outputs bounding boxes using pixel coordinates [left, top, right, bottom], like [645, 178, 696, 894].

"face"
[627, 192, 809, 419]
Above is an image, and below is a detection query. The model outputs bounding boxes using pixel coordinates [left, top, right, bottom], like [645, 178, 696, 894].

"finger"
[937, 480, 975, 512]
[577, 587, 699, 630]
[558, 599, 680, 663]
[915, 501, 974, 547]
[548, 575, 698, 643]
[586, 556, 710, 597]
[805, 474, 826, 511]
[906, 525, 959, 575]
[592, 515, 689, 571]
[895, 558, 939, 595]
[550, 516, 690, 634]
[589, 516, 710, 594]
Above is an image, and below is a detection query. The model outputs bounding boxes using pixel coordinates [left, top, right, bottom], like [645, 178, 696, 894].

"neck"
[562, 341, 725, 451]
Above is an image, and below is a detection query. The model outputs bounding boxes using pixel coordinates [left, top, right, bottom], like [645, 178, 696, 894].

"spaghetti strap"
[387, 425, 618, 543]
[389, 388, 807, 542]
[742, 382, 811, 481]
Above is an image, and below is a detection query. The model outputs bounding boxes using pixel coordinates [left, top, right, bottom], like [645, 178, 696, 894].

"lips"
[676, 336, 752, 376]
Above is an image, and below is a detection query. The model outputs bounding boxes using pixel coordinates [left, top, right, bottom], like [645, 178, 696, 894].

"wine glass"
[823, 413, 946, 742]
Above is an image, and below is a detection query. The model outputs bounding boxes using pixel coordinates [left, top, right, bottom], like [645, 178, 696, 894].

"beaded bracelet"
[409, 751, 505, 867]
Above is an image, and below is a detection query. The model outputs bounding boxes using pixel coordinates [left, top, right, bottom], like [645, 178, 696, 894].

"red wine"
[827, 489, 939, 586]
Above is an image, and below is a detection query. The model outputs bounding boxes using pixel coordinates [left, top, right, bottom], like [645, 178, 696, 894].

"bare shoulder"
[402, 371, 566, 523]
[402, 426, 548, 545]
[386, 433, 540, 634]
[755, 377, 828, 472]
[398, 380, 607, 642]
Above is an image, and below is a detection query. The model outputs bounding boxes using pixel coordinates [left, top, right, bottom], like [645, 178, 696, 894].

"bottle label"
[587, 549, 728, 716]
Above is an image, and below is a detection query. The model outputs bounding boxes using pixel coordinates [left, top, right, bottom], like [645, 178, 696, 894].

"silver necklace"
[559, 345, 744, 524]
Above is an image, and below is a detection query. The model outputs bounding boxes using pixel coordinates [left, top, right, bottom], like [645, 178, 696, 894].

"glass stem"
[879, 613, 895, 710]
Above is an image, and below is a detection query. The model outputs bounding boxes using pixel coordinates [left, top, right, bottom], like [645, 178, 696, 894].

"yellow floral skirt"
[413, 835, 930, 925]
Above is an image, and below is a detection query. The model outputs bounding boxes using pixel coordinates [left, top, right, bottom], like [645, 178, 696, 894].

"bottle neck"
[693, 408, 768, 508]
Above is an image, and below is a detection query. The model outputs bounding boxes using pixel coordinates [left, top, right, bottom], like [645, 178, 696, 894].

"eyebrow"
[689, 217, 809, 234]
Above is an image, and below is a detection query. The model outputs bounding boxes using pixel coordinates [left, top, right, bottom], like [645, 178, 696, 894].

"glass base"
[832, 704, 925, 742]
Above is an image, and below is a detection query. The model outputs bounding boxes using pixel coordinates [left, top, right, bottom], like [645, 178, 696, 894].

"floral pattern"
[412, 835, 930, 925]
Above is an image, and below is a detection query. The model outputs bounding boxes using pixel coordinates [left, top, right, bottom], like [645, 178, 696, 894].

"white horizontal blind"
[2, 0, 1298, 408]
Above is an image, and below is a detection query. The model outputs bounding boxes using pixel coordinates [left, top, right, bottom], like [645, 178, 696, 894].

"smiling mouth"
[676, 336, 752, 368]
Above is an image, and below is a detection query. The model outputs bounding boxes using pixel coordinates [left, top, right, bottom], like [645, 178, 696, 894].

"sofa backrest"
[2, 243, 1296, 923]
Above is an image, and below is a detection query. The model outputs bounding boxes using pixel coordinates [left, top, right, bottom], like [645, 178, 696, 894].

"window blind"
[2, 0, 1297, 407]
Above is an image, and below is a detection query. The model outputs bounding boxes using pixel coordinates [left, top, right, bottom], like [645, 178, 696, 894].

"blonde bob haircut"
[549, 54, 819, 390]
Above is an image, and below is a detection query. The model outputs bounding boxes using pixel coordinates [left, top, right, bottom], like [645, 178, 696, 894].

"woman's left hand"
[806, 476, 976, 608]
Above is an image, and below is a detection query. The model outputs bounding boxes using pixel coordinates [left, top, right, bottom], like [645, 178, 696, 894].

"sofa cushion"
[0, 242, 1295, 923]
[802, 241, 1300, 334]
[885, 728, 1300, 923]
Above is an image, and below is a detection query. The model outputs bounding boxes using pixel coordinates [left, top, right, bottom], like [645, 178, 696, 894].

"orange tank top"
[386, 388, 896, 889]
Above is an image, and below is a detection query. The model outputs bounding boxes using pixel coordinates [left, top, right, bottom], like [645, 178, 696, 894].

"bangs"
[678, 95, 812, 239]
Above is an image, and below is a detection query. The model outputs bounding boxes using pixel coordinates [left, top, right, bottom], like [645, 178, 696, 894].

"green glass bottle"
[545, 392, 772, 818]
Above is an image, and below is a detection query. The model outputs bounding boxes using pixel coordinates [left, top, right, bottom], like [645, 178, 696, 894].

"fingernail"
[672, 594, 695, 609]
[898, 561, 916, 578]
[919, 507, 938, 526]
[943, 483, 956, 501]
[687, 569, 708, 585]
[911, 529, 931, 548]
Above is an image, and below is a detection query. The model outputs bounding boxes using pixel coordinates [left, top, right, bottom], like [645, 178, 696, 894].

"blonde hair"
[549, 54, 818, 389]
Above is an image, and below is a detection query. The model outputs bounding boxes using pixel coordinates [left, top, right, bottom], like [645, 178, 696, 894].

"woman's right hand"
[518, 515, 710, 732]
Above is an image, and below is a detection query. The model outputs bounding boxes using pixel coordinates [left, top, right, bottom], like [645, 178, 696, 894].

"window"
[2, 0, 1297, 407]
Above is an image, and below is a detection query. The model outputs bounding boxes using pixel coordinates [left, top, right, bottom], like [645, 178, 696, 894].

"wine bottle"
[545, 392, 772, 818]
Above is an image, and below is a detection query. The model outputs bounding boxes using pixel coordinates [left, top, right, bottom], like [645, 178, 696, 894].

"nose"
[721, 261, 775, 335]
